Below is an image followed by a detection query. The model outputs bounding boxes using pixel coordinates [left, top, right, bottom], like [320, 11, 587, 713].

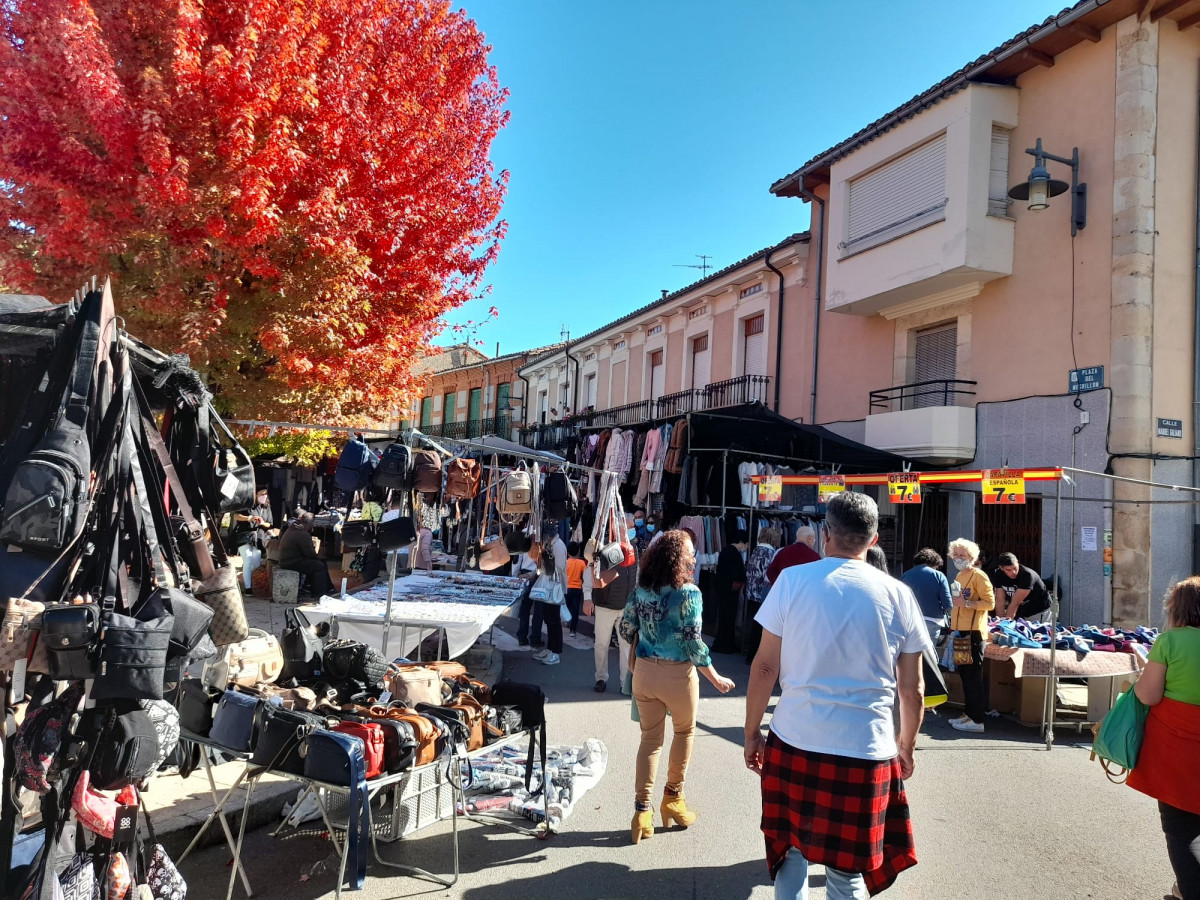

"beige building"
[769, 0, 1200, 627]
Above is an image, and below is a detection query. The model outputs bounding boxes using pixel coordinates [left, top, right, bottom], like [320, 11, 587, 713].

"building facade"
[769, 0, 1200, 627]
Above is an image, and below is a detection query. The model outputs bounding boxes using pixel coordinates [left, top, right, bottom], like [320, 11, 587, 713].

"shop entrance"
[975, 495, 1043, 572]
[898, 489, 949, 569]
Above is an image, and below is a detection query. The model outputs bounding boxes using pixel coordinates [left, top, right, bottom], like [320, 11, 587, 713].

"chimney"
[661, 289, 668, 301]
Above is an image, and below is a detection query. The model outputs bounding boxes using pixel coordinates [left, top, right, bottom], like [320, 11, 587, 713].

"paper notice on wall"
[1081, 527, 1098, 551]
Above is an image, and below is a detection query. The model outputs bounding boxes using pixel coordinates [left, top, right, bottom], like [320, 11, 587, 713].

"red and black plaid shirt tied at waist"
[760, 731, 918, 896]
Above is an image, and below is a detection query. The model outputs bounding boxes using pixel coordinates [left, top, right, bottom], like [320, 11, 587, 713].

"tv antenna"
[673, 254, 714, 277]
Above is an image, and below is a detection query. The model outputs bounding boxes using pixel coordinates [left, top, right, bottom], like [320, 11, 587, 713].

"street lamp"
[1007, 137, 1086, 235]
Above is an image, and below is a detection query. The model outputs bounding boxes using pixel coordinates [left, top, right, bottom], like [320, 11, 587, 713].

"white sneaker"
[517, 643, 532, 651]
[951, 718, 985, 733]
[540, 652, 560, 666]
[533, 648, 550, 660]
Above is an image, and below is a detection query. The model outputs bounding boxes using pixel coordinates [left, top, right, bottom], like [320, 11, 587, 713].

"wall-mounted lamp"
[1007, 137, 1086, 236]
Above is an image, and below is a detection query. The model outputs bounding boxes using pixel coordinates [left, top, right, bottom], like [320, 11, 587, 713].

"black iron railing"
[422, 416, 511, 440]
[869, 379, 977, 413]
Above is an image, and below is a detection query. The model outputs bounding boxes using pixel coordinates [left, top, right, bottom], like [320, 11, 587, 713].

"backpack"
[499, 462, 533, 516]
[543, 470, 576, 520]
[335, 438, 377, 493]
[444, 457, 481, 499]
[374, 443, 411, 490]
[411, 449, 443, 494]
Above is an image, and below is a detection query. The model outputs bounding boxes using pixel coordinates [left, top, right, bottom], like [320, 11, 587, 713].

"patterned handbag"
[58, 851, 101, 900]
[0, 596, 44, 671]
[139, 798, 187, 900]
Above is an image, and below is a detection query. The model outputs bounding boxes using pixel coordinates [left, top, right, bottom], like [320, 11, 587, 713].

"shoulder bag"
[300, 730, 370, 889]
[92, 607, 174, 702]
[477, 466, 510, 571]
[1090, 686, 1148, 782]
[377, 515, 416, 552]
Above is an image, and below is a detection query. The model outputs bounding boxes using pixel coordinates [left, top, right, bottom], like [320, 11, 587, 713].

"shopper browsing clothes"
[744, 492, 929, 899]
[620, 530, 735, 843]
[533, 520, 568, 666]
[989, 552, 1051, 620]
[901, 548, 954, 625]
[585, 512, 638, 693]
[743, 527, 780, 663]
[946, 538, 995, 734]
[1127, 577, 1200, 900]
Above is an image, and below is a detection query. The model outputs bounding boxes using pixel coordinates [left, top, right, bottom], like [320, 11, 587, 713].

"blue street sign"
[1068, 366, 1104, 394]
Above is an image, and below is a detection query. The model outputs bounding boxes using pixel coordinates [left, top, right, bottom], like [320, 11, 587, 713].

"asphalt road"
[177, 632, 1177, 900]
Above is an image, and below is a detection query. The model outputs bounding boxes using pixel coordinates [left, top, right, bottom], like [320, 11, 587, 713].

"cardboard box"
[986, 658, 1021, 715]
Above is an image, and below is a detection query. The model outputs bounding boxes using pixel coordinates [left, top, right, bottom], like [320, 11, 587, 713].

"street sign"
[1157, 417, 1183, 439]
[1068, 366, 1104, 393]
[982, 468, 1026, 505]
[887, 473, 921, 504]
[758, 476, 782, 503]
[1102, 563, 1112, 578]
[818, 475, 845, 504]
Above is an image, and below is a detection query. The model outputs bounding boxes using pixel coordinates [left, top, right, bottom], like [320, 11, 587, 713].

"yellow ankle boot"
[660, 792, 697, 828]
[631, 808, 654, 843]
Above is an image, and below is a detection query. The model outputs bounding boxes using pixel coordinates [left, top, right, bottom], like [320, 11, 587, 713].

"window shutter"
[420, 397, 433, 427]
[691, 335, 710, 391]
[611, 360, 627, 403]
[847, 135, 947, 246]
[649, 349, 665, 399]
[913, 322, 958, 408]
[743, 315, 766, 377]
[468, 388, 481, 424]
[988, 126, 1011, 217]
[585, 374, 597, 408]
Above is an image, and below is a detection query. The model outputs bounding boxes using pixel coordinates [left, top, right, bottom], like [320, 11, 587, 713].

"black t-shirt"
[989, 565, 1047, 608]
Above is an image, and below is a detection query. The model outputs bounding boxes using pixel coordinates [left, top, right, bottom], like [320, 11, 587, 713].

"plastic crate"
[386, 762, 455, 840]
[272, 568, 300, 604]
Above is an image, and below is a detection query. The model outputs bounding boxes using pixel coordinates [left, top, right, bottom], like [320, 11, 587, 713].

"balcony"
[864, 379, 977, 464]
[421, 416, 511, 441]
[520, 374, 772, 455]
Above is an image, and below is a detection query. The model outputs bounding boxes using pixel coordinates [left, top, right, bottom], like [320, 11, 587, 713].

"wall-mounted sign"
[1103, 530, 1112, 546]
[1103, 547, 1114, 564]
[758, 476, 782, 503]
[982, 469, 1026, 505]
[1068, 366, 1104, 394]
[1157, 418, 1183, 439]
[1081, 527, 1098, 551]
[818, 475, 846, 504]
[887, 473, 921, 504]
[1102, 563, 1112, 578]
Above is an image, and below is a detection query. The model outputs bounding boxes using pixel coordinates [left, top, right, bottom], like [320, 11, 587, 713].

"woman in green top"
[620, 530, 734, 844]
[1129, 577, 1200, 899]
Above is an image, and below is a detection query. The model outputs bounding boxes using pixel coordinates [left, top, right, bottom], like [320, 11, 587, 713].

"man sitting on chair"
[279, 511, 334, 598]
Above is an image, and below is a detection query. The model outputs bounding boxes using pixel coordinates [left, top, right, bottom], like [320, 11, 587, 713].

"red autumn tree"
[0, 0, 508, 422]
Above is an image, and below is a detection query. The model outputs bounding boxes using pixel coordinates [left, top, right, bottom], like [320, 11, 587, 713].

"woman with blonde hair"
[946, 538, 994, 734]
[1128, 578, 1200, 899]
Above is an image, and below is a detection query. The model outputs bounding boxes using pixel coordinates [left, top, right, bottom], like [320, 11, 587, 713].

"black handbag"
[40, 603, 100, 680]
[374, 717, 416, 773]
[341, 520, 375, 550]
[279, 606, 325, 681]
[414, 703, 472, 751]
[251, 704, 326, 774]
[323, 640, 390, 686]
[376, 517, 416, 552]
[88, 701, 161, 790]
[141, 586, 213, 662]
[92, 609, 174, 702]
[178, 679, 222, 736]
[196, 405, 256, 515]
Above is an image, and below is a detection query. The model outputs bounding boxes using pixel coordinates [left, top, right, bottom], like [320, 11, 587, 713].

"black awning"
[683, 403, 911, 472]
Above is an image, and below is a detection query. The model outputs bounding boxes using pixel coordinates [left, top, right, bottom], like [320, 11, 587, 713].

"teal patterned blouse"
[619, 584, 712, 668]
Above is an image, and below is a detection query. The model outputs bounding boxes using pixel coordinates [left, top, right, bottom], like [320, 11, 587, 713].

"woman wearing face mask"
[946, 538, 995, 734]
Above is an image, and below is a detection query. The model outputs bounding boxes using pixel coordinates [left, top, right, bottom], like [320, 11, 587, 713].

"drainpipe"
[518, 370, 531, 429]
[797, 186, 826, 425]
[565, 342, 581, 413]
[765, 245, 786, 414]
[1193, 70, 1200, 574]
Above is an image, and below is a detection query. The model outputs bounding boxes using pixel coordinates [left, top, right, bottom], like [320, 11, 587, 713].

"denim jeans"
[565, 588, 584, 631]
[774, 848, 868, 900]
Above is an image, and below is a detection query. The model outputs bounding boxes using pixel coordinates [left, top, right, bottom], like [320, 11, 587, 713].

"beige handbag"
[385, 665, 446, 707]
[210, 628, 284, 688]
[0, 597, 43, 671]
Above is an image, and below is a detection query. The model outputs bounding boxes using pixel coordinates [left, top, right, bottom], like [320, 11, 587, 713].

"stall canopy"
[685, 403, 913, 472]
[458, 433, 565, 463]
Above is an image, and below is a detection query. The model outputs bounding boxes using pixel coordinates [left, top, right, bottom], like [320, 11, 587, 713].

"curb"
[156, 779, 298, 861]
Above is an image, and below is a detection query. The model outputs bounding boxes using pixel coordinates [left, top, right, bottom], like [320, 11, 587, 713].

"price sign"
[758, 476, 782, 503]
[982, 469, 1026, 505]
[887, 473, 921, 504]
[818, 475, 846, 504]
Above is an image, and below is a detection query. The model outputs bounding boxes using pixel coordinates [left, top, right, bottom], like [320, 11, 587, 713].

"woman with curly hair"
[620, 529, 735, 844]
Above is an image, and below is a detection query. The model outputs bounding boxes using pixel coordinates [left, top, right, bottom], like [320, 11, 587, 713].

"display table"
[299, 571, 528, 659]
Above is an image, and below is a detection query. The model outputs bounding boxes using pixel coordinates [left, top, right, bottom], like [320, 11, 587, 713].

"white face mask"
[952, 557, 971, 572]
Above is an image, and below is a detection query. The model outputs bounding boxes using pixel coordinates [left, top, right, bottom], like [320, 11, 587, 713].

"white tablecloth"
[296, 571, 527, 660]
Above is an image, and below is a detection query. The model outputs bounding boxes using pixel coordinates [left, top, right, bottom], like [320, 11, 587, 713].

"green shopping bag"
[1091, 687, 1148, 782]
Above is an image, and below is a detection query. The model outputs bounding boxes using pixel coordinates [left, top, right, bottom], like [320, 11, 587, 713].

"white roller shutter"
[649, 349, 665, 399]
[691, 335, 710, 391]
[988, 126, 1012, 217]
[913, 322, 957, 408]
[611, 360, 627, 404]
[743, 315, 766, 377]
[586, 374, 597, 408]
[846, 135, 947, 247]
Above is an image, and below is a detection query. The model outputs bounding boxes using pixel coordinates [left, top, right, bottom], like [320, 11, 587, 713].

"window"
[585, 373, 597, 408]
[691, 334, 710, 391]
[988, 126, 1012, 217]
[611, 360, 627, 403]
[496, 382, 511, 415]
[538, 390, 549, 423]
[648, 349, 665, 400]
[585, 352, 596, 362]
[419, 397, 433, 428]
[614, 339, 626, 351]
[467, 388, 482, 435]
[743, 315, 766, 377]
[912, 322, 958, 409]
[739, 283, 763, 299]
[442, 391, 455, 424]
[688, 307, 708, 320]
[647, 324, 662, 337]
[844, 134, 947, 254]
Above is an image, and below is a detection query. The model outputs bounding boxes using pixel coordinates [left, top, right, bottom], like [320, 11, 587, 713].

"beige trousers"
[632, 657, 698, 805]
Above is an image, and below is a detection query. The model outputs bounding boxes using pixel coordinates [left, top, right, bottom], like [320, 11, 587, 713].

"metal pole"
[1045, 476, 1062, 750]
[382, 551, 398, 658]
[721, 449, 728, 515]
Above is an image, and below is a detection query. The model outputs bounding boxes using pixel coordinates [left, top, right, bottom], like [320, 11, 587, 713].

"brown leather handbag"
[383, 705, 441, 767]
[447, 694, 486, 751]
[477, 467, 510, 571]
[444, 458, 481, 500]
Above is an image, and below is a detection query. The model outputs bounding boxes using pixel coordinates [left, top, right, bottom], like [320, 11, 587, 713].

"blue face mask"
[627, 528, 637, 540]
[635, 519, 644, 527]
[646, 524, 656, 533]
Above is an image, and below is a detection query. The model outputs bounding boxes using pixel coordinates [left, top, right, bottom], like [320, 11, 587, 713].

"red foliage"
[0, 0, 508, 422]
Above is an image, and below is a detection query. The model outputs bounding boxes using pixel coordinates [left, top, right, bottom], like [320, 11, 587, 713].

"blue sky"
[444, 0, 1058, 355]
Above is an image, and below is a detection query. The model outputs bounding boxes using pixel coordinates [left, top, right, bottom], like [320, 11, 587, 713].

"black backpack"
[87, 701, 161, 790]
[374, 443, 411, 490]
[543, 471, 577, 521]
[279, 606, 325, 681]
[335, 438, 377, 493]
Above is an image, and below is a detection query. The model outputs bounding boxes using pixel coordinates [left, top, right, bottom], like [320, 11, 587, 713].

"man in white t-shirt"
[744, 491, 930, 900]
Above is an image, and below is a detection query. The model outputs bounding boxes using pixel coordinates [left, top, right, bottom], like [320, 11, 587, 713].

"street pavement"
[174, 618, 1178, 900]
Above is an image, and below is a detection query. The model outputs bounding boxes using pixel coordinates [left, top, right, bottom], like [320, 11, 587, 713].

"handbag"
[477, 469, 510, 571]
[92, 610, 174, 702]
[279, 606, 324, 681]
[196, 404, 256, 515]
[13, 681, 86, 793]
[300, 729, 371, 890]
[952, 632, 974, 668]
[211, 628, 284, 688]
[0, 596, 44, 671]
[332, 720, 386, 779]
[137, 798, 187, 900]
[1090, 686, 1148, 782]
[72, 769, 123, 838]
[324, 639, 390, 686]
[178, 679, 222, 736]
[251, 704, 326, 774]
[376, 516, 416, 552]
[528, 574, 564, 606]
[385, 666, 445, 707]
[88, 700, 162, 790]
[444, 457, 481, 500]
[498, 461, 533, 517]
[144, 586, 213, 662]
[447, 693, 486, 751]
[192, 540, 249, 646]
[40, 603, 101, 680]
[210, 690, 277, 753]
[341, 520, 375, 550]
